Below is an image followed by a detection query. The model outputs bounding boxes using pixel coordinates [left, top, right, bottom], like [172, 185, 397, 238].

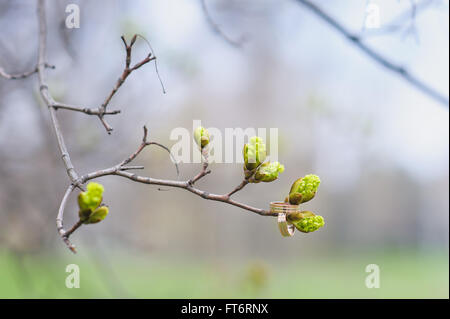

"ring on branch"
[275, 206, 297, 237]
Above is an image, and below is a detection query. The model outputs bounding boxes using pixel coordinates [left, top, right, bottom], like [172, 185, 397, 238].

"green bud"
[86, 206, 109, 224]
[286, 210, 315, 222]
[78, 182, 104, 211]
[291, 212, 324, 233]
[243, 136, 267, 171]
[194, 126, 210, 149]
[288, 174, 320, 205]
[253, 162, 285, 183]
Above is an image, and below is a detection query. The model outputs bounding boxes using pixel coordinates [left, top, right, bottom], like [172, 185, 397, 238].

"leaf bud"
[194, 126, 210, 149]
[288, 174, 320, 205]
[289, 211, 324, 233]
[86, 206, 109, 224]
[78, 182, 104, 211]
[243, 136, 267, 172]
[253, 161, 284, 183]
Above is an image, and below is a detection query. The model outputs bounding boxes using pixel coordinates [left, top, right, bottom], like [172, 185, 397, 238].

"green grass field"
[0, 249, 447, 298]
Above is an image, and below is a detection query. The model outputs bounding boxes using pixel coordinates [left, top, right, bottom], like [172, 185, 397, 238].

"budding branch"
[0, 0, 278, 253]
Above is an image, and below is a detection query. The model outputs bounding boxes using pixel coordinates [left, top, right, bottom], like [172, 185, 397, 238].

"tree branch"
[56, 184, 77, 253]
[188, 147, 211, 186]
[32, 0, 276, 254]
[0, 63, 54, 80]
[53, 102, 121, 116]
[37, 0, 80, 185]
[295, 0, 449, 107]
[226, 179, 249, 198]
[55, 126, 275, 252]
[97, 35, 156, 133]
[200, 0, 244, 48]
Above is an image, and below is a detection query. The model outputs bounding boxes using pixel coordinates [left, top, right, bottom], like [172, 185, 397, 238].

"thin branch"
[147, 141, 181, 178]
[226, 161, 264, 198]
[111, 170, 274, 217]
[53, 102, 121, 116]
[37, 0, 80, 185]
[35, 32, 153, 134]
[120, 165, 145, 170]
[37, 0, 86, 252]
[200, 0, 245, 48]
[295, 0, 449, 107]
[56, 184, 77, 253]
[97, 35, 156, 133]
[226, 179, 249, 198]
[188, 147, 211, 186]
[64, 219, 83, 238]
[118, 126, 180, 178]
[0, 63, 54, 80]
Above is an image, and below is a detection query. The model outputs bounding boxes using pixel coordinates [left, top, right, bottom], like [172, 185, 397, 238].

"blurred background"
[0, 0, 448, 298]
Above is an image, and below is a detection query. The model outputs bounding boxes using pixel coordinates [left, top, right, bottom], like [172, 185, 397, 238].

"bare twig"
[200, 0, 245, 48]
[225, 161, 264, 198]
[118, 126, 180, 178]
[64, 219, 83, 238]
[112, 170, 274, 216]
[37, 0, 80, 185]
[0, 63, 54, 80]
[56, 184, 77, 253]
[295, 0, 449, 107]
[188, 147, 211, 186]
[53, 102, 121, 116]
[97, 35, 156, 133]
[226, 179, 249, 198]
[35, 8, 121, 132]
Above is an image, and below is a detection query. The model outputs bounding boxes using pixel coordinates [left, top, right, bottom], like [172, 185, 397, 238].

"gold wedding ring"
[270, 202, 298, 237]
